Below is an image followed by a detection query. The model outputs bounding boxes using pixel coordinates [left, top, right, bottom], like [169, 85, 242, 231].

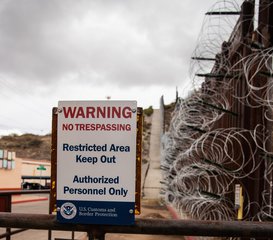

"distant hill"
[0, 134, 51, 160]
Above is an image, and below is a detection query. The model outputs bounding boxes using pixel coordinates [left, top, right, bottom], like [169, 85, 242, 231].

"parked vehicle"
[21, 182, 49, 190]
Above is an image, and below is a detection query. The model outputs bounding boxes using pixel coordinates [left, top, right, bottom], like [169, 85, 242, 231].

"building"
[0, 149, 51, 190]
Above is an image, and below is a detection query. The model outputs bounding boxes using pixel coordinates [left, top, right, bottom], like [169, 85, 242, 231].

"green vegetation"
[164, 101, 176, 110]
[143, 106, 154, 116]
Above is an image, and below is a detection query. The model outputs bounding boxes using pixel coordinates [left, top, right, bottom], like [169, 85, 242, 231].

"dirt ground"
[103, 199, 184, 240]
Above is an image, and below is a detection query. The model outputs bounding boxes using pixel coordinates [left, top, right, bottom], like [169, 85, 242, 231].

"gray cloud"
[0, 0, 217, 134]
[0, 0, 213, 88]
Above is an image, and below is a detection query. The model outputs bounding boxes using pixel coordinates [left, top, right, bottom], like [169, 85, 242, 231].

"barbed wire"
[162, 0, 273, 224]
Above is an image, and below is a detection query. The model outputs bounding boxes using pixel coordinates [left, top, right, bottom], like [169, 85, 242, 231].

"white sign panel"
[56, 100, 137, 225]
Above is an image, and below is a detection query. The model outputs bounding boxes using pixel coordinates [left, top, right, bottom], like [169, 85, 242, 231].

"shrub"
[144, 106, 153, 117]
[28, 139, 43, 147]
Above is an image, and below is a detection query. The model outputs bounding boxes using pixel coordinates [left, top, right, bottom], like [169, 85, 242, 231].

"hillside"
[0, 133, 51, 160]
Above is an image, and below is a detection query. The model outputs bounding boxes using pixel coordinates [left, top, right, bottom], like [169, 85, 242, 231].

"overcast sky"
[0, 0, 227, 135]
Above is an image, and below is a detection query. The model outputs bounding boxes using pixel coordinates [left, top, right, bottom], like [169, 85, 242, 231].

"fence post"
[87, 231, 105, 240]
[0, 194, 11, 240]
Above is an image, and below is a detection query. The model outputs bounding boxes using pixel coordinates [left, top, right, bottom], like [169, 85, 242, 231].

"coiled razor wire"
[190, 0, 244, 89]
[162, 0, 273, 223]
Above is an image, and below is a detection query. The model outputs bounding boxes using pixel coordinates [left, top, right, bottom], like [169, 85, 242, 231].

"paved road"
[143, 109, 163, 199]
[0, 198, 86, 240]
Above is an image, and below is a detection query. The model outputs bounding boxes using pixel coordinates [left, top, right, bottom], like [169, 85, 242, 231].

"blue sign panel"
[57, 200, 135, 225]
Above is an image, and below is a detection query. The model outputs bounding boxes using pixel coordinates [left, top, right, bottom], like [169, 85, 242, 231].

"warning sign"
[56, 100, 137, 225]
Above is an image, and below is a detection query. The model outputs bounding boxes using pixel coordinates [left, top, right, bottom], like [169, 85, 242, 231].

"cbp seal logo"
[60, 202, 77, 219]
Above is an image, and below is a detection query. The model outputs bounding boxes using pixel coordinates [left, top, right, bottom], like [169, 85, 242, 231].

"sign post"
[56, 100, 137, 225]
[37, 165, 46, 189]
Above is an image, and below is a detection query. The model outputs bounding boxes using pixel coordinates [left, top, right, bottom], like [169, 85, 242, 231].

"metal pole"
[1, 212, 273, 238]
[88, 231, 105, 240]
[48, 107, 58, 240]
